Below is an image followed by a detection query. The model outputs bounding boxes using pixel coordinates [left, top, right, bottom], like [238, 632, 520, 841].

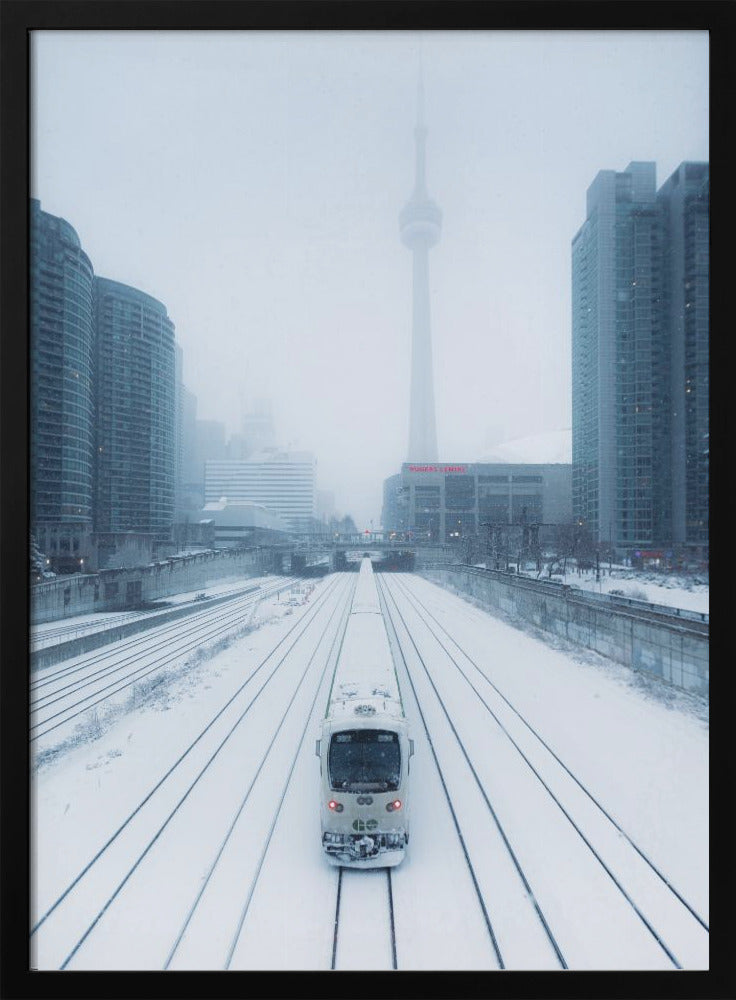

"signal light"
[328, 800, 343, 812]
[386, 799, 402, 812]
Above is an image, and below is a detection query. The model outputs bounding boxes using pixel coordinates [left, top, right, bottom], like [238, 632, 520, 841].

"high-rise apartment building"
[94, 277, 176, 541]
[571, 161, 709, 560]
[30, 199, 96, 529]
[657, 163, 709, 550]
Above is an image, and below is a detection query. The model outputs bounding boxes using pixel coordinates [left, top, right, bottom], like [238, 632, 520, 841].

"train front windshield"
[328, 730, 401, 792]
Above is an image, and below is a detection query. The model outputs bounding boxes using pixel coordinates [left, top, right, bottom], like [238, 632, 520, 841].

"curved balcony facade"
[30, 199, 96, 526]
[94, 277, 176, 541]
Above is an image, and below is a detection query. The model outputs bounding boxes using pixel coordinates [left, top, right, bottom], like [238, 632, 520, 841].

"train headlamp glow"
[386, 799, 402, 812]
[328, 800, 344, 812]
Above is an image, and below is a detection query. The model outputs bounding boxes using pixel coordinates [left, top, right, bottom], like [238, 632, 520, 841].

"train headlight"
[328, 799, 344, 812]
[386, 799, 402, 812]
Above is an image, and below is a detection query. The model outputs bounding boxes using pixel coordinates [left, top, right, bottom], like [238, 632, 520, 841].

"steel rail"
[223, 578, 356, 970]
[31, 576, 343, 941]
[376, 575, 506, 970]
[392, 572, 709, 935]
[58, 577, 346, 971]
[30, 599, 267, 741]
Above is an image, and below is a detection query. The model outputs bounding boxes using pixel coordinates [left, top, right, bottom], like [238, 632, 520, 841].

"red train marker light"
[328, 800, 344, 812]
[386, 799, 402, 812]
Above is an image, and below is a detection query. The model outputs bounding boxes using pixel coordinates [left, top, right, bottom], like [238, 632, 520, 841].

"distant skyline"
[31, 29, 708, 527]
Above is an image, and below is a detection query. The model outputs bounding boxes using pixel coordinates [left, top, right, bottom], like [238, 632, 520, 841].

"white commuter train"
[316, 557, 413, 867]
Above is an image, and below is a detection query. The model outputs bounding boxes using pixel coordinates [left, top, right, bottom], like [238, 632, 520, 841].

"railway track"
[31, 569, 707, 971]
[30, 579, 296, 749]
[32, 609, 171, 647]
[30, 581, 268, 649]
[32, 574, 354, 970]
[172, 577, 355, 971]
[378, 573, 709, 970]
[331, 867, 397, 970]
[394, 575, 709, 928]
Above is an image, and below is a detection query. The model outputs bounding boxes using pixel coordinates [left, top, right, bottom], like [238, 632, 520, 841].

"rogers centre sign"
[407, 464, 468, 473]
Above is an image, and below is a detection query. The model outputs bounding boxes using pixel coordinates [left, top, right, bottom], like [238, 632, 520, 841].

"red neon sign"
[407, 464, 467, 474]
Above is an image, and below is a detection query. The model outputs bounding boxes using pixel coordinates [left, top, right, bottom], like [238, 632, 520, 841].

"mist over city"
[32, 29, 708, 529]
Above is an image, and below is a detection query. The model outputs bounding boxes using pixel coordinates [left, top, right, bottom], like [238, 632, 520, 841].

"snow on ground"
[32, 581, 320, 892]
[30, 575, 274, 649]
[517, 565, 709, 615]
[31, 576, 338, 970]
[31, 578, 311, 772]
[401, 574, 708, 906]
[151, 576, 266, 606]
[31, 569, 708, 970]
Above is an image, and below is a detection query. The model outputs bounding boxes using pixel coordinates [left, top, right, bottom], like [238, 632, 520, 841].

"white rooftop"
[476, 428, 571, 465]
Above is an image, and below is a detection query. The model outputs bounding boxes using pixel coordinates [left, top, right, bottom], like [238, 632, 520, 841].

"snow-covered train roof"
[350, 557, 382, 614]
[326, 690, 405, 725]
[326, 558, 404, 721]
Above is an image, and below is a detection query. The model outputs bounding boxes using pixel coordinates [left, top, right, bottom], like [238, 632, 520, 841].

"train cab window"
[328, 730, 401, 792]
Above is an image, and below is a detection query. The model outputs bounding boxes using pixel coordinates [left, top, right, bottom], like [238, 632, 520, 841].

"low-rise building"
[198, 498, 291, 549]
[204, 449, 316, 532]
[382, 431, 572, 544]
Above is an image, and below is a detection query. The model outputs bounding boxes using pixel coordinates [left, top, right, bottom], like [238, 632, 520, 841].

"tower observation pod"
[316, 558, 414, 867]
[400, 73, 442, 464]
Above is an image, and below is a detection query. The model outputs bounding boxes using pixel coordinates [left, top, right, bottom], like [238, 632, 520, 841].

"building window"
[445, 475, 475, 510]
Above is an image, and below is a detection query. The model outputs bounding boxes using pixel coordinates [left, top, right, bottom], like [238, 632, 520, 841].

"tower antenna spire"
[414, 43, 427, 196]
[418, 38, 425, 128]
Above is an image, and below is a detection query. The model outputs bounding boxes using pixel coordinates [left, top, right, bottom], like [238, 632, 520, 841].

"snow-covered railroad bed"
[378, 573, 708, 971]
[31, 574, 354, 970]
[569, 586, 709, 631]
[32, 608, 177, 649]
[30, 578, 282, 653]
[332, 868, 396, 970]
[30, 579, 295, 758]
[31, 569, 707, 971]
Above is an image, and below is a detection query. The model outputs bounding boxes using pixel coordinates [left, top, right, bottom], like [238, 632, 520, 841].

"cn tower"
[399, 74, 442, 463]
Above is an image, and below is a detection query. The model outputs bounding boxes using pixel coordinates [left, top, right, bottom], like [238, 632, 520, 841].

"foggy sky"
[31, 30, 708, 528]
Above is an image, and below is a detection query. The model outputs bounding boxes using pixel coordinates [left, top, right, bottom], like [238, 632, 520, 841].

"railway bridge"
[274, 533, 459, 574]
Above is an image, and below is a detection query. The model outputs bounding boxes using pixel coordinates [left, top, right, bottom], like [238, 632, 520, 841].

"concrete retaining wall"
[31, 548, 272, 625]
[420, 565, 709, 698]
[30, 585, 266, 671]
